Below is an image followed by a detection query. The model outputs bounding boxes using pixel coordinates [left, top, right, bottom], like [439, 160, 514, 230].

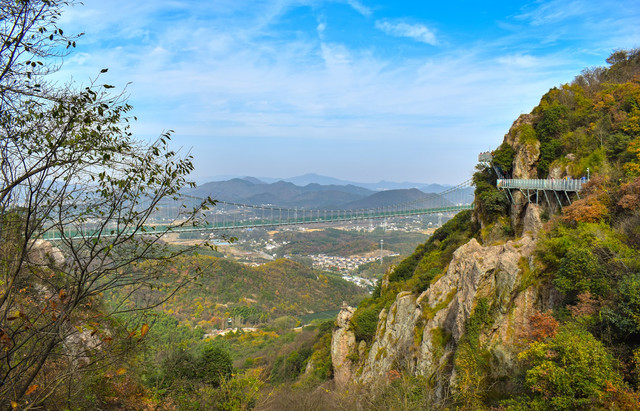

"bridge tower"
[478, 150, 507, 179]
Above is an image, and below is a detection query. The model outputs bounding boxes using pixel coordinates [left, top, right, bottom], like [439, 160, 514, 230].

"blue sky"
[57, 0, 640, 184]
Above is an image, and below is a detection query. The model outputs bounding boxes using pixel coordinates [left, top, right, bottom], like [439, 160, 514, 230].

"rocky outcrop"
[506, 114, 540, 180]
[332, 303, 357, 388]
[548, 155, 576, 179]
[336, 211, 559, 399]
[330, 115, 560, 400]
[522, 203, 543, 238]
[501, 115, 541, 233]
[28, 240, 65, 267]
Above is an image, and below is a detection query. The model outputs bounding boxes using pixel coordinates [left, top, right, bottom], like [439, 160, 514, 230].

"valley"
[164, 211, 449, 290]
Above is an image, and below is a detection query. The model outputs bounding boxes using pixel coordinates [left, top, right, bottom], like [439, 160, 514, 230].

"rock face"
[333, 205, 559, 399]
[505, 114, 540, 180]
[28, 240, 65, 267]
[522, 203, 543, 238]
[331, 304, 357, 388]
[502, 114, 544, 233]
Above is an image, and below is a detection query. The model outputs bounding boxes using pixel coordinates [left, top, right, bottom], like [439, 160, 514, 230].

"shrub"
[552, 246, 609, 301]
[561, 196, 609, 223]
[602, 273, 640, 337]
[197, 343, 233, 387]
[518, 327, 624, 409]
[351, 307, 380, 343]
[493, 142, 516, 174]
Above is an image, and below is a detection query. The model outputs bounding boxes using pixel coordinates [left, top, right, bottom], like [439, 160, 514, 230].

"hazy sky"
[57, 0, 640, 184]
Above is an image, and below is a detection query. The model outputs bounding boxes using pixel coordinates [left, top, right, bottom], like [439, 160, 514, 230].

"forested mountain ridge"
[187, 178, 374, 208]
[325, 49, 640, 410]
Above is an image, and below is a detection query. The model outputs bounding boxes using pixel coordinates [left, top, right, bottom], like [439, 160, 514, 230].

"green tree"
[535, 103, 569, 177]
[603, 273, 640, 338]
[518, 327, 625, 410]
[473, 164, 509, 222]
[552, 246, 608, 301]
[197, 343, 233, 387]
[351, 306, 379, 342]
[492, 142, 516, 174]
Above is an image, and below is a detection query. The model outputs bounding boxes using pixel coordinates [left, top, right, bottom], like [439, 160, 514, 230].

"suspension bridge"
[41, 179, 475, 240]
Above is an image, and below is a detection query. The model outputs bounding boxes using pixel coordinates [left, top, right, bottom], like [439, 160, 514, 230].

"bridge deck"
[496, 177, 587, 209]
[497, 178, 584, 192]
[42, 204, 474, 240]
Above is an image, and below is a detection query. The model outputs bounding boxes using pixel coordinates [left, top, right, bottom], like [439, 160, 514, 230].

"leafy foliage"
[492, 142, 516, 174]
[198, 343, 233, 387]
[453, 298, 495, 408]
[518, 327, 627, 410]
[473, 165, 510, 223]
[553, 246, 608, 300]
[351, 307, 380, 343]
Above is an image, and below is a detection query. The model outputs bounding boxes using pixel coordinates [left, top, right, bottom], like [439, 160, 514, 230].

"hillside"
[119, 256, 367, 328]
[342, 188, 446, 209]
[323, 49, 640, 409]
[256, 173, 452, 192]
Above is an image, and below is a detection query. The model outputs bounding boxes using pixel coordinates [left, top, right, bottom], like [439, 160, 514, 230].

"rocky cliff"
[332, 204, 560, 402]
[331, 113, 561, 403]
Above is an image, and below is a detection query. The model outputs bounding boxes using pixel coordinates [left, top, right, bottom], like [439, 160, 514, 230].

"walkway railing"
[497, 178, 585, 192]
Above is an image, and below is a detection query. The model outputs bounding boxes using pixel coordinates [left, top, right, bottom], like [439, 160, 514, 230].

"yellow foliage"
[561, 196, 609, 223]
[623, 106, 640, 134]
[624, 138, 640, 176]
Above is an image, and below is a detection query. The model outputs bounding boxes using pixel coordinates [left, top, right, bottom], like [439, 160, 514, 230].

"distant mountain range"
[195, 173, 452, 192]
[186, 175, 474, 210]
[188, 178, 374, 209]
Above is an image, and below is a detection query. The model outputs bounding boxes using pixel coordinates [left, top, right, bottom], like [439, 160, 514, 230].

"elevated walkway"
[496, 178, 587, 209]
[497, 178, 584, 192]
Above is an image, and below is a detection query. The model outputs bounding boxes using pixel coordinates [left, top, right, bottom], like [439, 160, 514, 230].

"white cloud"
[496, 54, 542, 68]
[516, 0, 606, 26]
[375, 20, 437, 45]
[346, 0, 372, 16]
